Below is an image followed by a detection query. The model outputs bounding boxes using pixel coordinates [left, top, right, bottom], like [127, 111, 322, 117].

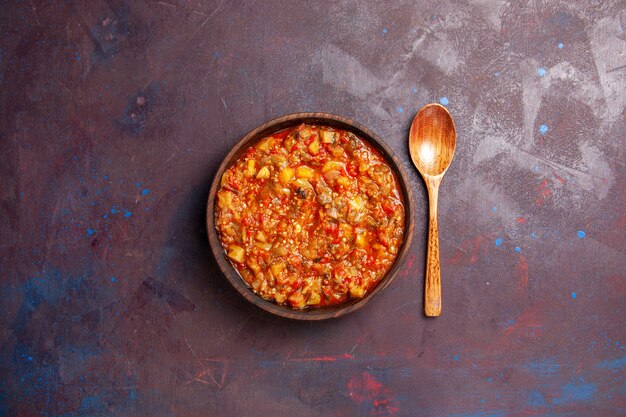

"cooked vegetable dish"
[215, 124, 405, 308]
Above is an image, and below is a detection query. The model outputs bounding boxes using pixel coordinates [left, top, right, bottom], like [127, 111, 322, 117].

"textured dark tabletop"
[1, 1, 625, 416]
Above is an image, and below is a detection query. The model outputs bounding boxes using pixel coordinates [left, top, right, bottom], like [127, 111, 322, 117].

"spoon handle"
[425, 177, 442, 317]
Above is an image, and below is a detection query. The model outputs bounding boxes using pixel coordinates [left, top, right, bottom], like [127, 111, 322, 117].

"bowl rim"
[206, 112, 415, 320]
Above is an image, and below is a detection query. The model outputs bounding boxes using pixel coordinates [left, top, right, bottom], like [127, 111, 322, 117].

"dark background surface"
[1, 1, 625, 416]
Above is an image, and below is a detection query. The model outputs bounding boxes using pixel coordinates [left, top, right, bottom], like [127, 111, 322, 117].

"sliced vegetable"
[320, 129, 338, 144]
[355, 232, 367, 249]
[323, 170, 341, 182]
[337, 176, 351, 188]
[217, 190, 233, 209]
[278, 167, 295, 185]
[288, 291, 307, 308]
[254, 241, 273, 251]
[245, 159, 256, 177]
[270, 261, 286, 277]
[322, 160, 345, 173]
[257, 138, 272, 151]
[349, 196, 366, 211]
[308, 138, 320, 155]
[307, 292, 321, 305]
[227, 245, 245, 263]
[297, 126, 313, 140]
[296, 165, 315, 179]
[293, 178, 313, 190]
[256, 166, 270, 179]
[247, 259, 262, 273]
[350, 286, 365, 298]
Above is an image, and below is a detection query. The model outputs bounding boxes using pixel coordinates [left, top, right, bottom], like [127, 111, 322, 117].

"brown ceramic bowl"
[206, 113, 414, 320]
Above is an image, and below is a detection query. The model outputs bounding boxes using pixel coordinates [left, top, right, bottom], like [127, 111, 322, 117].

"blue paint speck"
[515, 246, 522, 253]
[453, 355, 459, 361]
[487, 377, 493, 383]
[527, 390, 548, 407]
[571, 292, 577, 299]
[103, 214, 108, 219]
[382, 28, 388, 34]
[397, 106, 404, 113]
[596, 355, 626, 370]
[492, 206, 497, 212]
[111, 208, 119, 214]
[111, 277, 116, 283]
[553, 378, 596, 404]
[495, 71, 500, 77]
[530, 232, 538, 238]
[135, 182, 141, 187]
[86, 228, 96, 236]
[577, 230, 586, 239]
[439, 96, 449, 106]
[495, 238, 503, 247]
[124, 210, 132, 218]
[104, 175, 109, 180]
[28, 356, 33, 361]
[537, 67, 547, 77]
[539, 124, 549, 135]
[141, 189, 150, 196]
[412, 87, 418, 93]
[533, 165, 541, 173]
[558, 42, 564, 49]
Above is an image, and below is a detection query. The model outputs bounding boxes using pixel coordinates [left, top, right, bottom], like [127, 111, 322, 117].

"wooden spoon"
[409, 103, 457, 317]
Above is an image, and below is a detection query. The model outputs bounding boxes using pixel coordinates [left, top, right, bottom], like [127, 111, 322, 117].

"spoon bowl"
[409, 103, 457, 317]
[409, 104, 456, 177]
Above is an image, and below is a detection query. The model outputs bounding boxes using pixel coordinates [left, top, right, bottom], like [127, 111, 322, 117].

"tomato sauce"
[215, 124, 405, 308]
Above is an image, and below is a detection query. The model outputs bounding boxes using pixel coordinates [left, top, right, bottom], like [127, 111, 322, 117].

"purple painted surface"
[1, 1, 624, 416]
